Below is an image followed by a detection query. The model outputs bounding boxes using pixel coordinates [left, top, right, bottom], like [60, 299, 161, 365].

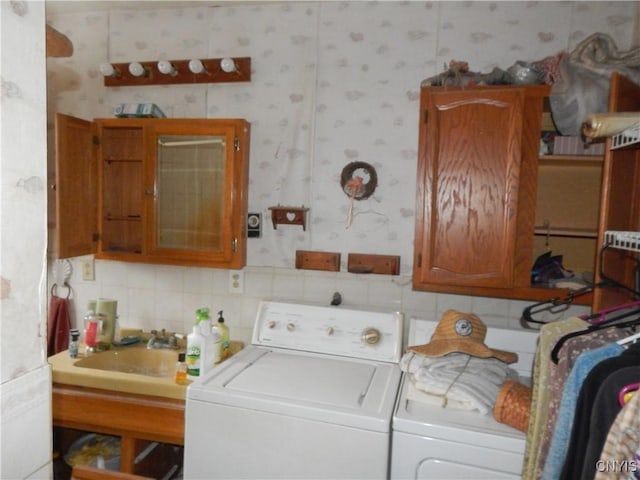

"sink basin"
[49, 343, 188, 400]
[74, 347, 179, 377]
[49, 338, 243, 400]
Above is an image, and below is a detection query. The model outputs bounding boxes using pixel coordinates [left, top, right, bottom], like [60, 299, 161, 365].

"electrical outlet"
[229, 269, 244, 294]
[81, 258, 95, 281]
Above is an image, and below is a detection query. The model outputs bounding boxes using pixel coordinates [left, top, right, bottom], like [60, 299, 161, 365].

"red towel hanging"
[47, 283, 71, 357]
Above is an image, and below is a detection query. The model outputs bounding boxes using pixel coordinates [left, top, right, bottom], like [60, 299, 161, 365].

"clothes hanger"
[522, 240, 640, 328]
[618, 382, 640, 407]
[520, 284, 597, 327]
[583, 300, 640, 325]
[617, 330, 640, 346]
[549, 308, 640, 364]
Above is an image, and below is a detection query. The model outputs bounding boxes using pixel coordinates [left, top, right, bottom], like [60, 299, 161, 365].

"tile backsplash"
[60, 257, 590, 347]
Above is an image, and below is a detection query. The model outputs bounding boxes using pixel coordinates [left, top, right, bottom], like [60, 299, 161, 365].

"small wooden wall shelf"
[269, 206, 309, 230]
[347, 253, 400, 275]
[295, 250, 340, 272]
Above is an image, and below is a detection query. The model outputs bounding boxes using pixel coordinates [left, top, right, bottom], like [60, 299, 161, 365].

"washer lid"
[226, 351, 375, 408]
[188, 346, 401, 432]
[393, 376, 525, 453]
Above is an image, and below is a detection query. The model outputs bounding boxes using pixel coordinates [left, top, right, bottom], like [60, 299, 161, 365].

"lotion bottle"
[217, 310, 230, 360]
[186, 321, 206, 379]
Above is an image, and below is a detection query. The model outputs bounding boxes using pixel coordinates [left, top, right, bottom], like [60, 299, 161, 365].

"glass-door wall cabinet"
[54, 115, 250, 269]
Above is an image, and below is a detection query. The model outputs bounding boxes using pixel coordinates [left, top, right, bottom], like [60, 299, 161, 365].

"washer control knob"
[361, 328, 381, 345]
[326, 326, 334, 336]
[287, 323, 296, 332]
[267, 321, 276, 329]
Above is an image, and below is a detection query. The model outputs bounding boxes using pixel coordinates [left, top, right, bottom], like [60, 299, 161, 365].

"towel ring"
[51, 282, 71, 299]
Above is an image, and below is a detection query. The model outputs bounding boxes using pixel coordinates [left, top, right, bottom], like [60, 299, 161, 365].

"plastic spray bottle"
[186, 310, 207, 379]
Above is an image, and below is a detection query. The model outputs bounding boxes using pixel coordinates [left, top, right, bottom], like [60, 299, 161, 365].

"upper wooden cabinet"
[413, 84, 550, 299]
[54, 114, 250, 269]
[413, 75, 640, 307]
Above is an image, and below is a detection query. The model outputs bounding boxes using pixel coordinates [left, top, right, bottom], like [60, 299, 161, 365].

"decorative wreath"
[340, 161, 377, 200]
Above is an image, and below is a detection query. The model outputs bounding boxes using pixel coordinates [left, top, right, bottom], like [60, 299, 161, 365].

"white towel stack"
[400, 351, 519, 414]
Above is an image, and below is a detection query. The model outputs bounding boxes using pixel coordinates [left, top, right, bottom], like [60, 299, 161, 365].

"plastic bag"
[550, 33, 640, 136]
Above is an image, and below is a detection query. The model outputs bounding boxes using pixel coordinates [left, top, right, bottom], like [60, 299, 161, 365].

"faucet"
[146, 329, 179, 349]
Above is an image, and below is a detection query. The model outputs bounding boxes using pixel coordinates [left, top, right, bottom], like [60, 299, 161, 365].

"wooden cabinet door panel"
[415, 89, 524, 288]
[54, 113, 97, 258]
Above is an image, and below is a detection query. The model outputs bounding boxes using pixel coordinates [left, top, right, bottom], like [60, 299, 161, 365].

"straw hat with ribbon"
[407, 310, 518, 364]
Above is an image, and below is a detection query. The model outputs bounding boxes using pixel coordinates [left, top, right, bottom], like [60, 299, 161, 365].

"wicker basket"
[493, 379, 532, 433]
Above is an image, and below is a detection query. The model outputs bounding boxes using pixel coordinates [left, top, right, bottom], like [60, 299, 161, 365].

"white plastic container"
[210, 324, 222, 365]
[200, 317, 221, 369]
[186, 325, 205, 379]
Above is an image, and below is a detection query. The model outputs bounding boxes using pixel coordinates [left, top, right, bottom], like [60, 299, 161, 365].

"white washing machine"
[391, 317, 539, 479]
[184, 301, 404, 479]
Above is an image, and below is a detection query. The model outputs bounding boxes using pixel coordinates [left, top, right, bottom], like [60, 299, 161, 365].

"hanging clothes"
[541, 341, 626, 479]
[47, 285, 71, 357]
[535, 326, 635, 478]
[564, 363, 640, 480]
[594, 384, 640, 480]
[522, 316, 587, 480]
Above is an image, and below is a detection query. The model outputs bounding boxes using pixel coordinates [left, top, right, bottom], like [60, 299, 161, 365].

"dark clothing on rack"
[560, 342, 640, 480]
[582, 366, 640, 480]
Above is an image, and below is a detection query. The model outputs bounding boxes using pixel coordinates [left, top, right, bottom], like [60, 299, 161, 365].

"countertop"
[49, 340, 244, 400]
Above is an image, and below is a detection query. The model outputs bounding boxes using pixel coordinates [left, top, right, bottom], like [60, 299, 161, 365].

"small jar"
[69, 329, 80, 358]
[175, 352, 189, 385]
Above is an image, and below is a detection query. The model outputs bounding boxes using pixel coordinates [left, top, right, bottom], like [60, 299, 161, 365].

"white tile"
[156, 265, 184, 292]
[183, 267, 215, 294]
[245, 269, 273, 298]
[1, 366, 51, 480]
[124, 262, 156, 289]
[272, 270, 305, 301]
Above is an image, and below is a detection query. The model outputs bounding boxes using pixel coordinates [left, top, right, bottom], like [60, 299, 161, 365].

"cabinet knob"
[144, 189, 154, 196]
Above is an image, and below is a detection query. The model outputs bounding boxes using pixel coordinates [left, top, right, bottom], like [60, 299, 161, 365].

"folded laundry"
[401, 351, 519, 414]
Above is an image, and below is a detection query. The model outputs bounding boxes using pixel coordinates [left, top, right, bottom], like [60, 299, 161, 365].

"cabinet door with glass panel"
[54, 115, 250, 269]
[145, 120, 249, 267]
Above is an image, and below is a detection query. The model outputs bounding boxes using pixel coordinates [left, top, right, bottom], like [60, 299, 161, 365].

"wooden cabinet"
[413, 84, 550, 299]
[53, 384, 184, 476]
[413, 74, 640, 307]
[54, 115, 250, 269]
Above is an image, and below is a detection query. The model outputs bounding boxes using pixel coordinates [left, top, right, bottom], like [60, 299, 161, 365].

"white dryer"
[184, 301, 404, 479]
[391, 317, 538, 479]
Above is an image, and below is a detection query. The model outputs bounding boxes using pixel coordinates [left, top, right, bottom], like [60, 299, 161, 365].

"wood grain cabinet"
[412, 76, 640, 306]
[54, 115, 250, 269]
[413, 84, 550, 300]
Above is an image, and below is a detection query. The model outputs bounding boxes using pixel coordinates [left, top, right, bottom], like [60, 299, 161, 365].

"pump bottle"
[217, 310, 230, 360]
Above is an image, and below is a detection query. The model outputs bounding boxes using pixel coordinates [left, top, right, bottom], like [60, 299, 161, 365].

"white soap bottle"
[186, 322, 206, 379]
[210, 324, 222, 365]
[197, 308, 217, 370]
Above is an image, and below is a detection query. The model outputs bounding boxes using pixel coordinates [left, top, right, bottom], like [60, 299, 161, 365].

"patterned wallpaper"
[47, 1, 636, 275]
[2, 1, 53, 478]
